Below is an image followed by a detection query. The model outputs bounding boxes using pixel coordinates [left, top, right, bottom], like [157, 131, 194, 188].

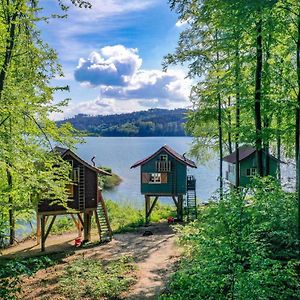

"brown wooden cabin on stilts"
[131, 145, 198, 224]
[37, 146, 112, 252]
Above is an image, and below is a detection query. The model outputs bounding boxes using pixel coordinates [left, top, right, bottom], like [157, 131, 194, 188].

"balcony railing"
[156, 161, 171, 172]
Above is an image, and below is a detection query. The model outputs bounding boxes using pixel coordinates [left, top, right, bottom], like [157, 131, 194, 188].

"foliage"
[58, 108, 188, 137]
[106, 200, 175, 233]
[161, 178, 300, 299]
[50, 216, 74, 235]
[98, 167, 122, 190]
[0, 256, 56, 300]
[59, 256, 136, 300]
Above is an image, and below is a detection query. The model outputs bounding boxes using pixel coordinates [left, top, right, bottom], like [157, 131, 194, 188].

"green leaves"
[162, 179, 300, 299]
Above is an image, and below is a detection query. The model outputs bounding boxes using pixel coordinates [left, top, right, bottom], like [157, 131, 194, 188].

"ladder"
[96, 191, 112, 242]
[78, 165, 85, 211]
[186, 175, 197, 221]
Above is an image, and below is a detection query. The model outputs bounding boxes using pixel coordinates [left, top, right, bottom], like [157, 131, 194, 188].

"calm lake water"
[76, 137, 220, 207]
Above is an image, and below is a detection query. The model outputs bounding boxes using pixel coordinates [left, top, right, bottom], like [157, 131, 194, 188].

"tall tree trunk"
[7, 167, 14, 245]
[216, 33, 223, 198]
[255, 18, 264, 177]
[296, 12, 300, 247]
[276, 114, 281, 182]
[0, 10, 18, 100]
[227, 97, 233, 154]
[218, 92, 223, 197]
[235, 46, 240, 187]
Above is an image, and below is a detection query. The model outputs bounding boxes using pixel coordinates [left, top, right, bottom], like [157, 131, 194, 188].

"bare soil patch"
[1, 222, 181, 300]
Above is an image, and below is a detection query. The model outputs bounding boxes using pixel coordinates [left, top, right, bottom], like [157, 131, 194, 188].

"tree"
[0, 1, 86, 244]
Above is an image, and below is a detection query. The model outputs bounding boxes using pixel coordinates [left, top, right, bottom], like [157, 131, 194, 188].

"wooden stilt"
[36, 213, 41, 245]
[44, 216, 56, 241]
[146, 196, 159, 221]
[41, 215, 45, 252]
[172, 195, 179, 208]
[145, 195, 151, 225]
[177, 195, 184, 221]
[83, 211, 92, 242]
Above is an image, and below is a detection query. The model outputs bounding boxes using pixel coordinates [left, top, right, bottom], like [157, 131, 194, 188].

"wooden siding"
[226, 152, 278, 187]
[38, 153, 98, 212]
[140, 150, 187, 195]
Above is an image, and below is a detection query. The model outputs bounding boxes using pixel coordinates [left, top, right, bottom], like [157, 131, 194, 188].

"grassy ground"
[49, 200, 175, 235]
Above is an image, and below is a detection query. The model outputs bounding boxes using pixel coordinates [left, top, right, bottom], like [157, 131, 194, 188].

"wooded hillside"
[57, 108, 188, 136]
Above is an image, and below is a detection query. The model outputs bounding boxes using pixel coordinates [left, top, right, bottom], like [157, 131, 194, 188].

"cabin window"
[73, 167, 80, 183]
[149, 173, 161, 184]
[229, 165, 234, 173]
[246, 168, 257, 177]
[160, 155, 168, 161]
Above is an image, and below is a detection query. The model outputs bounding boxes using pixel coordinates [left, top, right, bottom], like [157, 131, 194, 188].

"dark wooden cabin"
[37, 146, 112, 251]
[223, 145, 279, 187]
[131, 145, 197, 223]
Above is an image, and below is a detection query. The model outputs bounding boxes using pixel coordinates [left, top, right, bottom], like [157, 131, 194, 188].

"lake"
[76, 137, 220, 207]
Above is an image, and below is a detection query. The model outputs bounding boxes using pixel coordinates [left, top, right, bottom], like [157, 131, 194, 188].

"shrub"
[161, 178, 300, 300]
[59, 256, 136, 300]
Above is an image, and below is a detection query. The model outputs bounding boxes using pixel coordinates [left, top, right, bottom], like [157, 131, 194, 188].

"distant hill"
[57, 108, 189, 137]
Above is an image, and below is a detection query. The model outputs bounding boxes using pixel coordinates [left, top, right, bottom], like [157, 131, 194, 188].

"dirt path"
[1, 222, 181, 299]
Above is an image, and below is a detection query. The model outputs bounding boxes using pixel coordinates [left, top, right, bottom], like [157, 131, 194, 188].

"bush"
[59, 256, 136, 300]
[0, 256, 55, 300]
[161, 178, 300, 300]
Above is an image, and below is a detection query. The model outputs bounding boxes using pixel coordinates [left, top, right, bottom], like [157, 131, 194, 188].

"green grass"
[106, 200, 175, 233]
[59, 256, 136, 300]
[49, 200, 175, 236]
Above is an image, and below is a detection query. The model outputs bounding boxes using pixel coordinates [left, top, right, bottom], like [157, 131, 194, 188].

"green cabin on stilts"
[223, 145, 280, 187]
[131, 145, 197, 223]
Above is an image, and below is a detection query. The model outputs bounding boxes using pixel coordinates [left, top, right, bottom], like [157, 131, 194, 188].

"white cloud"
[74, 45, 191, 108]
[51, 97, 146, 120]
[74, 45, 142, 86]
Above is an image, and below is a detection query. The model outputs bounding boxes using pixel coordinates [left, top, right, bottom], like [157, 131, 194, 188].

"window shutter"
[161, 173, 168, 183]
[142, 173, 150, 183]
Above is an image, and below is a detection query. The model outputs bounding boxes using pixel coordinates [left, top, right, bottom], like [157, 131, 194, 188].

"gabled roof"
[223, 145, 278, 164]
[130, 145, 197, 169]
[53, 146, 111, 176]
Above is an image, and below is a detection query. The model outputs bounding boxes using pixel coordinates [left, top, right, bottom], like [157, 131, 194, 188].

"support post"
[145, 195, 150, 225]
[41, 215, 45, 252]
[36, 213, 41, 245]
[177, 195, 184, 221]
[83, 211, 92, 242]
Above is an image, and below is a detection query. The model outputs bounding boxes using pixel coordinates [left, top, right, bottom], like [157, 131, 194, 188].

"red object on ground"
[75, 237, 82, 247]
[167, 217, 175, 224]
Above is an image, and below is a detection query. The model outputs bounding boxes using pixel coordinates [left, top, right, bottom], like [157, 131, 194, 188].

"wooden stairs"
[186, 175, 197, 221]
[95, 190, 112, 242]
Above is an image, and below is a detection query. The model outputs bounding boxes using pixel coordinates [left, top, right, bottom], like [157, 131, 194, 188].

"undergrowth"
[59, 255, 136, 300]
[160, 178, 300, 300]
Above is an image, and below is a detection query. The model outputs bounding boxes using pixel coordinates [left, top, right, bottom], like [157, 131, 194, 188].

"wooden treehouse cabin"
[131, 145, 197, 223]
[223, 145, 279, 187]
[37, 146, 112, 251]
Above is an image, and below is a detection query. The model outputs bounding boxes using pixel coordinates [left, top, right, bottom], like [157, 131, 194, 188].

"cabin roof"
[223, 145, 278, 164]
[130, 145, 197, 169]
[53, 146, 111, 176]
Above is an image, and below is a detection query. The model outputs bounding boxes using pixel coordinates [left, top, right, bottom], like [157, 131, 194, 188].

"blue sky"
[41, 0, 190, 119]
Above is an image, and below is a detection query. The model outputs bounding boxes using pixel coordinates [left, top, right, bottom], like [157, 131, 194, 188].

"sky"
[41, 0, 190, 120]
